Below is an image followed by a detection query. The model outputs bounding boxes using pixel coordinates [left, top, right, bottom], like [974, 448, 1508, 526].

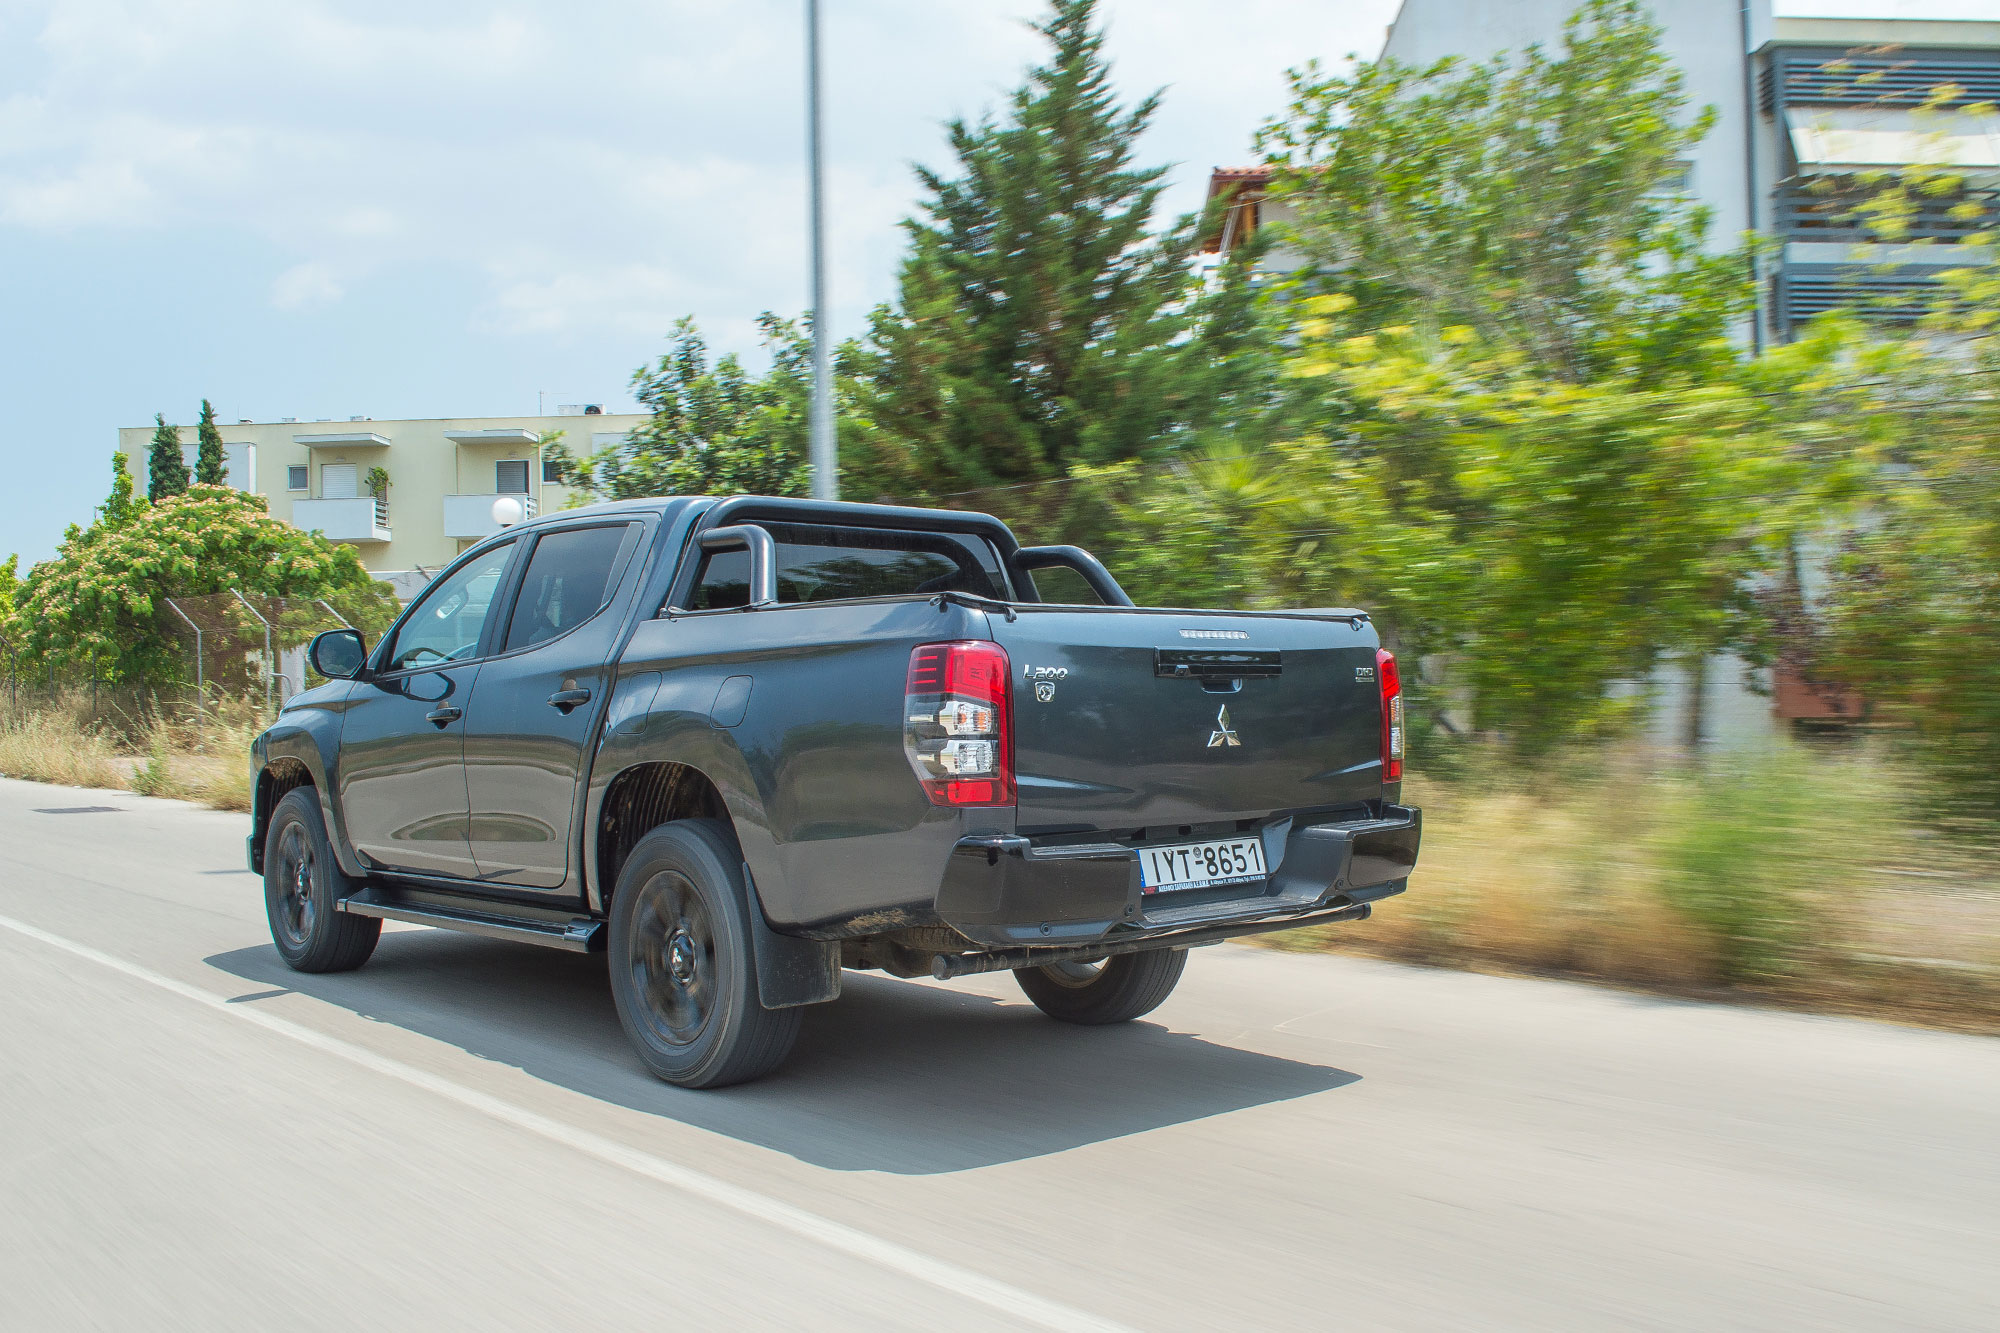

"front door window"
[388, 542, 514, 671]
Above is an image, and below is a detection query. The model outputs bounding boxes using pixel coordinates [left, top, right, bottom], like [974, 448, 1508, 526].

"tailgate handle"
[1154, 650, 1281, 680]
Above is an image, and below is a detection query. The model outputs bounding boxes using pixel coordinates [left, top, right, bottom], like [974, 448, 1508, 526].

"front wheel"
[263, 787, 380, 973]
[1014, 948, 1187, 1025]
[606, 820, 801, 1089]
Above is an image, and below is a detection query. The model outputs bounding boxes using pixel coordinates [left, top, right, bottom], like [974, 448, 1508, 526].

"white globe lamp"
[491, 495, 527, 527]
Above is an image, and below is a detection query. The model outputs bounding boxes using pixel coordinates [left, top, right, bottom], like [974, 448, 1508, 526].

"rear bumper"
[934, 805, 1421, 950]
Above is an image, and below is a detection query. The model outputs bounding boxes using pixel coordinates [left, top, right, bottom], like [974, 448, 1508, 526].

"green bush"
[1650, 748, 1881, 982]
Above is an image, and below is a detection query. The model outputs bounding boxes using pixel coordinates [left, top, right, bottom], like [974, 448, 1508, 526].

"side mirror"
[309, 628, 369, 681]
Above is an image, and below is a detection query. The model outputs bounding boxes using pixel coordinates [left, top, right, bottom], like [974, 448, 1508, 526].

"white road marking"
[0, 912, 1135, 1333]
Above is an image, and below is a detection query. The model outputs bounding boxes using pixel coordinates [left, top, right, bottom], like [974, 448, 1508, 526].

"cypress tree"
[103, 452, 142, 526]
[194, 399, 228, 486]
[147, 413, 190, 502]
[854, 0, 1257, 496]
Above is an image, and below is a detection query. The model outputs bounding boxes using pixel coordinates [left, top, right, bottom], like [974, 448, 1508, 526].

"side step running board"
[338, 887, 604, 953]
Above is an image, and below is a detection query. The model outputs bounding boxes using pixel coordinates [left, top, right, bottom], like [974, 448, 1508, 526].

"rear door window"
[685, 522, 1009, 610]
[502, 523, 639, 652]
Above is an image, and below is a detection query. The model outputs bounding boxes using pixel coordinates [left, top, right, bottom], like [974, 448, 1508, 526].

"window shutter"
[322, 463, 359, 499]
[496, 460, 530, 494]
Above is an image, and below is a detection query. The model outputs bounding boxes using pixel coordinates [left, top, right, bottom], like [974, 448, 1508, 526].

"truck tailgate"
[990, 606, 1387, 833]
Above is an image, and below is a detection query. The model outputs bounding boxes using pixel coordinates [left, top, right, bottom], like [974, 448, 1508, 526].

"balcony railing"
[292, 496, 392, 544]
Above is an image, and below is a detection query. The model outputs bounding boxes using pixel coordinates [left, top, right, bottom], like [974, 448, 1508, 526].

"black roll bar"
[698, 525, 779, 608]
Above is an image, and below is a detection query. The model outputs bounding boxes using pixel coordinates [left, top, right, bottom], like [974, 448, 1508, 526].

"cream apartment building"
[118, 409, 648, 597]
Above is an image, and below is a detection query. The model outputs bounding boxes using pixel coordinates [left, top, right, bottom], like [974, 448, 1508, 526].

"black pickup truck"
[252, 495, 1421, 1086]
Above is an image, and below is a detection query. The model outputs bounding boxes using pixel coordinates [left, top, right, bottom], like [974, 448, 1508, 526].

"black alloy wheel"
[627, 870, 720, 1051]
[262, 787, 380, 973]
[271, 820, 318, 951]
[605, 819, 801, 1088]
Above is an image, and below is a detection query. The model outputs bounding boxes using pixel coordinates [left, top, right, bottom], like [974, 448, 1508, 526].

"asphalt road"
[1, 776, 1996, 1331]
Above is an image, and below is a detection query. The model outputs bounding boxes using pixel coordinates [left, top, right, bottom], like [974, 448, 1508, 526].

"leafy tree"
[1084, 314, 1880, 755]
[13, 481, 397, 687]
[1815, 215, 2000, 806]
[100, 450, 144, 529]
[146, 413, 190, 502]
[195, 399, 228, 487]
[853, 0, 1263, 496]
[1259, 0, 1746, 386]
[550, 315, 821, 501]
[1818, 418, 2000, 805]
[0, 554, 18, 639]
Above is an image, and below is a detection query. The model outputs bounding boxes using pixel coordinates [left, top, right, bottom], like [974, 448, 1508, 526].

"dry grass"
[0, 690, 263, 810]
[1270, 745, 2000, 1033]
[126, 696, 265, 811]
[0, 689, 127, 790]
[1315, 777, 1721, 988]
[5, 694, 1996, 1030]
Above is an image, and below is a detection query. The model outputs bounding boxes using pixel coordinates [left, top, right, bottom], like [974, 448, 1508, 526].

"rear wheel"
[263, 787, 380, 973]
[1014, 948, 1187, 1025]
[606, 819, 801, 1089]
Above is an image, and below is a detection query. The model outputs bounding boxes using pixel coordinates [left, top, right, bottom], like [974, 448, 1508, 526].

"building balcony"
[443, 428, 542, 447]
[443, 493, 538, 540]
[293, 496, 392, 544]
[294, 431, 392, 450]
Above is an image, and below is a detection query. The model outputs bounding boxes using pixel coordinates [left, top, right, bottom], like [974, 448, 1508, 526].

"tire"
[263, 787, 380, 973]
[1014, 948, 1187, 1025]
[606, 819, 801, 1089]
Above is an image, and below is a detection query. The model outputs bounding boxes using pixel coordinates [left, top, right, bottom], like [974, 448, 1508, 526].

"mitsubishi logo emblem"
[1207, 704, 1241, 748]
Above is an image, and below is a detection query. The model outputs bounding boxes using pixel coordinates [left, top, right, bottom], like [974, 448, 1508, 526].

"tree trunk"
[1681, 652, 1708, 756]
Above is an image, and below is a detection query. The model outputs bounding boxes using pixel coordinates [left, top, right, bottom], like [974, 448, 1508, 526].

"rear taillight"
[905, 640, 1014, 806]
[1377, 648, 1404, 782]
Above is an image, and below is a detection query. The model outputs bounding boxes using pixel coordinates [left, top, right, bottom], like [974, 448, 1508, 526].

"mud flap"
[744, 863, 841, 1009]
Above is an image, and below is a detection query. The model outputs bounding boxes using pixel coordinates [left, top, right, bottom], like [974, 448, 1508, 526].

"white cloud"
[1, 0, 1396, 350]
[1, 156, 149, 227]
[271, 260, 343, 310]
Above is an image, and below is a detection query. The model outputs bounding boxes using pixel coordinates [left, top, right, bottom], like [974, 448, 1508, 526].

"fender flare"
[586, 718, 837, 1009]
[253, 721, 366, 879]
[584, 711, 784, 920]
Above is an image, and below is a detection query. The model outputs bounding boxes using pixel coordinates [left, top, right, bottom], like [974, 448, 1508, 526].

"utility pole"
[806, 0, 837, 500]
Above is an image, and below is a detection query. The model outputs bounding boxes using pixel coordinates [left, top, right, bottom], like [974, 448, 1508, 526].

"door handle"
[426, 704, 462, 728]
[547, 687, 592, 713]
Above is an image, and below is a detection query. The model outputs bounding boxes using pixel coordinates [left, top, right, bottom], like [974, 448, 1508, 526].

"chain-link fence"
[2, 590, 361, 735]
[157, 592, 360, 713]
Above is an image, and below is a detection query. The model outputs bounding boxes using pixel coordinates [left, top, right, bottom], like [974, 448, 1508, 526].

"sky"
[4, 2, 1992, 566]
[0, 0, 1402, 564]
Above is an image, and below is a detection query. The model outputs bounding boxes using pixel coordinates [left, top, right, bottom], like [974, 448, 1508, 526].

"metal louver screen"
[1776, 264, 1948, 329]
[1768, 48, 2000, 110]
[496, 460, 531, 494]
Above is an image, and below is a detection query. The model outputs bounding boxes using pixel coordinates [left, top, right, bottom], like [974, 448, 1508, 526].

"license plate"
[1139, 837, 1269, 893]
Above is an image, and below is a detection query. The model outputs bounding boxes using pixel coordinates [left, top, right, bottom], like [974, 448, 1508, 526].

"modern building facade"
[1207, 3, 1998, 347]
[119, 408, 647, 596]
[1208, 2, 2000, 345]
